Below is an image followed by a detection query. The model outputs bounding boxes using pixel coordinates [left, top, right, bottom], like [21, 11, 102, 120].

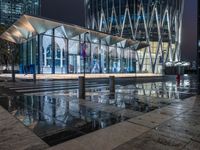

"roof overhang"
[0, 15, 149, 50]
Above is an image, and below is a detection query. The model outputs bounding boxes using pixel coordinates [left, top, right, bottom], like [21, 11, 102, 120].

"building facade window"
[85, 0, 184, 73]
[0, 0, 41, 25]
[19, 28, 137, 74]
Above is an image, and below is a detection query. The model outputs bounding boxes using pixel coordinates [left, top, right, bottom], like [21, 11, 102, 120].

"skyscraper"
[0, 0, 41, 25]
[85, 0, 185, 74]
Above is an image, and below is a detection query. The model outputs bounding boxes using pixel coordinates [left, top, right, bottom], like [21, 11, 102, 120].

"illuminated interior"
[1, 15, 148, 74]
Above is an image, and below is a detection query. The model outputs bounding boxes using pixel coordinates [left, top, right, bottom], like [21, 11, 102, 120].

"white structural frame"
[85, 0, 185, 73]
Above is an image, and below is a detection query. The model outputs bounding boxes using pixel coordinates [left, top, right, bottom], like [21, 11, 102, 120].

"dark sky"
[41, 0, 85, 26]
[181, 0, 197, 61]
[41, 0, 197, 62]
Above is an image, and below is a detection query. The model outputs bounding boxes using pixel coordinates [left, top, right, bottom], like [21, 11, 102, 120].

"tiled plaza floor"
[0, 75, 199, 150]
[48, 96, 200, 150]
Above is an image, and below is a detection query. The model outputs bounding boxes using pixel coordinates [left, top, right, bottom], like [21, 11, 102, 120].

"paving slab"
[183, 141, 200, 150]
[169, 103, 192, 110]
[128, 111, 172, 128]
[155, 117, 200, 141]
[80, 100, 123, 114]
[192, 134, 200, 143]
[48, 121, 150, 150]
[152, 106, 187, 117]
[113, 109, 144, 118]
[114, 130, 189, 150]
[0, 106, 49, 150]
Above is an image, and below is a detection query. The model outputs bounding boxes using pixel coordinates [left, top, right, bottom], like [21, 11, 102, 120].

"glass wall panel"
[82, 42, 91, 73]
[100, 45, 108, 73]
[137, 48, 152, 73]
[117, 47, 123, 72]
[68, 38, 91, 74]
[68, 39, 79, 73]
[55, 37, 67, 74]
[144, 50, 152, 73]
[79, 34, 91, 73]
[91, 43, 100, 73]
[19, 29, 138, 74]
[19, 43, 26, 74]
[27, 40, 32, 65]
[118, 48, 126, 73]
[41, 32, 53, 74]
[109, 46, 121, 73]
[35, 35, 40, 74]
[19, 44, 24, 66]
[31, 37, 37, 66]
[22, 42, 27, 65]
[129, 49, 136, 73]
[124, 49, 129, 73]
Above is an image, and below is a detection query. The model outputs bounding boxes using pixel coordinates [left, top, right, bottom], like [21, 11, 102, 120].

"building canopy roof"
[0, 15, 148, 50]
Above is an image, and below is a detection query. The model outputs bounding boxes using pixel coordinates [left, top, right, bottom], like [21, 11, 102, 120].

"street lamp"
[79, 32, 89, 99]
[8, 44, 16, 82]
[81, 32, 89, 77]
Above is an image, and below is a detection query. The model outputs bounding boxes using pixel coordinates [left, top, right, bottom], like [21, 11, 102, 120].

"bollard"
[198, 84, 200, 95]
[12, 70, 15, 82]
[109, 76, 115, 94]
[11, 64, 15, 82]
[33, 73, 36, 83]
[79, 76, 85, 99]
[32, 64, 36, 83]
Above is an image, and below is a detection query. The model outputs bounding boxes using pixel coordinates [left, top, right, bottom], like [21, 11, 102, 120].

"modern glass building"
[0, 15, 148, 74]
[85, 0, 185, 73]
[0, 0, 41, 25]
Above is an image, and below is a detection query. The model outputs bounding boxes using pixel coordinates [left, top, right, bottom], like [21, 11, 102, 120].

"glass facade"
[19, 28, 136, 74]
[85, 0, 184, 74]
[0, 0, 40, 25]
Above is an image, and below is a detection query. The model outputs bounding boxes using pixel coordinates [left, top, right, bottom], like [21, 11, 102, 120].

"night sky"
[41, 0, 85, 26]
[41, 0, 197, 62]
[181, 0, 197, 61]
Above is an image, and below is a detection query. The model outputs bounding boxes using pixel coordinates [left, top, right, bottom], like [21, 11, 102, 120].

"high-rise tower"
[85, 0, 185, 73]
[0, 0, 41, 25]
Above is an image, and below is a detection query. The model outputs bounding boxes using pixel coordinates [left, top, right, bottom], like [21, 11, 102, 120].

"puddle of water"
[0, 96, 127, 146]
[0, 76, 198, 146]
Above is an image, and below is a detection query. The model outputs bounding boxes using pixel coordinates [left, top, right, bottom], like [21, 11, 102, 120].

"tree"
[0, 24, 18, 71]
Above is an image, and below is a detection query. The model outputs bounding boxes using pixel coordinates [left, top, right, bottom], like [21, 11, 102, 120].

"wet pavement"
[0, 75, 199, 149]
[0, 105, 49, 150]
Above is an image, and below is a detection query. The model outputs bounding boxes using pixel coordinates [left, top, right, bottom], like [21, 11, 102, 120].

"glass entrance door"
[69, 54, 77, 73]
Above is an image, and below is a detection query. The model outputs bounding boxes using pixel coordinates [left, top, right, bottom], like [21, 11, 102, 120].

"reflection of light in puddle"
[0, 76, 197, 146]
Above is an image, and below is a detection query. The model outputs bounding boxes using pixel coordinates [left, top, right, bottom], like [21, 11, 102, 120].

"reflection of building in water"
[6, 95, 120, 141]
[135, 81, 192, 100]
[2, 78, 195, 144]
